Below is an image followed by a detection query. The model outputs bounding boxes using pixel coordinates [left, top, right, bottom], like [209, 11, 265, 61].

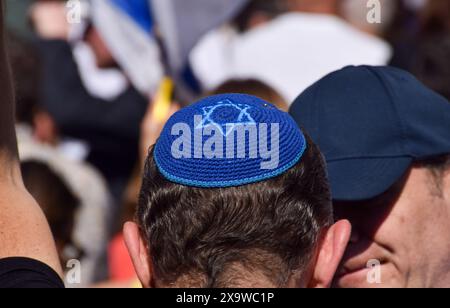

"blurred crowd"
[4, 0, 450, 287]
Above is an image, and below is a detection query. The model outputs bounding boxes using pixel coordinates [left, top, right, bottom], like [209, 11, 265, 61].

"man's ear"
[309, 220, 351, 288]
[123, 222, 152, 288]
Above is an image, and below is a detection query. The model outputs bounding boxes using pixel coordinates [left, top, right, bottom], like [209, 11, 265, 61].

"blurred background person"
[9, 32, 112, 285]
[209, 79, 288, 111]
[190, 0, 392, 103]
[28, 0, 148, 207]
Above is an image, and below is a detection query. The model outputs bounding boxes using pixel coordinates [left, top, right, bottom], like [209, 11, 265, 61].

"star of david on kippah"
[196, 99, 256, 136]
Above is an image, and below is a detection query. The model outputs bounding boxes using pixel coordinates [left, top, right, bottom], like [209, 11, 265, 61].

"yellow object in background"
[152, 77, 174, 123]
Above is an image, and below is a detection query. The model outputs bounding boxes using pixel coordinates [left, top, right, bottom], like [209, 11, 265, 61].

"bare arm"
[0, 3, 62, 276]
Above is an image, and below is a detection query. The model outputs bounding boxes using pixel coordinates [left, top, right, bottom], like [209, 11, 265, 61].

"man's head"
[0, 2, 18, 162]
[125, 94, 350, 288]
[290, 66, 450, 288]
[232, 0, 289, 32]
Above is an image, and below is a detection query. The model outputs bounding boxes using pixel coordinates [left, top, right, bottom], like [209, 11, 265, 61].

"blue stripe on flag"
[109, 0, 153, 33]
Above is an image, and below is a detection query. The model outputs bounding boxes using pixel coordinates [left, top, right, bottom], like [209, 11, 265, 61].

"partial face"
[333, 166, 450, 288]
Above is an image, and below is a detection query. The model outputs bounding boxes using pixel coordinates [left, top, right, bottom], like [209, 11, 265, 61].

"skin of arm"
[0, 2, 62, 277]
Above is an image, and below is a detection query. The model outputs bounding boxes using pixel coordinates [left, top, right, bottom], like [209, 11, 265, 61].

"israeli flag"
[91, 0, 164, 96]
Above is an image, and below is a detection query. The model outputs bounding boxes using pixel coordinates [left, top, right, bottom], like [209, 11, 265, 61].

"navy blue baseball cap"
[290, 66, 450, 201]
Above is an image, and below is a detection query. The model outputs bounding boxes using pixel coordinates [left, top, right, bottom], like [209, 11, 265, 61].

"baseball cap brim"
[327, 157, 413, 201]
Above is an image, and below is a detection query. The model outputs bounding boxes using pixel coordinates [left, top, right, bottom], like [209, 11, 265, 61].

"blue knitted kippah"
[154, 94, 307, 188]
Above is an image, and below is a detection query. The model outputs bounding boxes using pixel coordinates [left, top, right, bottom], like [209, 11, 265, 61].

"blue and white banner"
[91, 0, 164, 96]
